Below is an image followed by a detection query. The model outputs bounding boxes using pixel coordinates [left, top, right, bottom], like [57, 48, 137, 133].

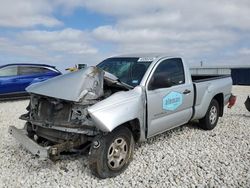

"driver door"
[146, 58, 194, 137]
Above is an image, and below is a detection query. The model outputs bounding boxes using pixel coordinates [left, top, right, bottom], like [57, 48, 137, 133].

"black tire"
[25, 122, 35, 138]
[199, 99, 220, 130]
[88, 126, 134, 179]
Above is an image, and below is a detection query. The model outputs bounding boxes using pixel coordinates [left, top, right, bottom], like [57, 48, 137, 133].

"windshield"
[97, 57, 152, 87]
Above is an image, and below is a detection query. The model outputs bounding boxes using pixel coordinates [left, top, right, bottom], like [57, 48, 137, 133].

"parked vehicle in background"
[9, 54, 234, 178]
[65, 64, 87, 72]
[245, 96, 250, 112]
[0, 64, 61, 100]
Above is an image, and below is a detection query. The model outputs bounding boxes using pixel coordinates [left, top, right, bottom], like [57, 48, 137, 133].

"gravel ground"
[0, 86, 249, 187]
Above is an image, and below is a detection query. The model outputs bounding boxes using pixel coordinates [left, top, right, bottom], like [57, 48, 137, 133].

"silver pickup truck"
[9, 54, 233, 178]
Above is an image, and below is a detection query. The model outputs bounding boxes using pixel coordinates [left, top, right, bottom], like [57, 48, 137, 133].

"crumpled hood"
[26, 66, 104, 102]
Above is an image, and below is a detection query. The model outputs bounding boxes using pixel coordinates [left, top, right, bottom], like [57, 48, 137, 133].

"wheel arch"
[121, 119, 141, 143]
[213, 93, 224, 117]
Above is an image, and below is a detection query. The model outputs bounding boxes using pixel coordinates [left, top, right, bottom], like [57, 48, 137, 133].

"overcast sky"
[0, 0, 250, 70]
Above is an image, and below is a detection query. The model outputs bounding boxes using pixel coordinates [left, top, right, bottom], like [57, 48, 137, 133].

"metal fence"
[190, 67, 250, 85]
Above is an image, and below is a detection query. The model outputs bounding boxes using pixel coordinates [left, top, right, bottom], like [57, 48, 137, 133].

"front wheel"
[88, 126, 134, 179]
[199, 99, 220, 130]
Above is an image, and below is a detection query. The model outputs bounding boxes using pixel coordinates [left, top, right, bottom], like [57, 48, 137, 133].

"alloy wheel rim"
[107, 137, 128, 170]
[209, 106, 217, 125]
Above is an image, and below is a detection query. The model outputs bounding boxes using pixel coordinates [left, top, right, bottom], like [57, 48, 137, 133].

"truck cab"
[141, 57, 194, 137]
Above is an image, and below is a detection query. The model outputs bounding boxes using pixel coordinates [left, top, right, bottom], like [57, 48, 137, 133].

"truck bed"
[191, 74, 232, 120]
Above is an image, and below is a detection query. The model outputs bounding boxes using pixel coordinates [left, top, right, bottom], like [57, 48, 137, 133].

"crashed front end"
[10, 94, 99, 160]
[9, 66, 127, 160]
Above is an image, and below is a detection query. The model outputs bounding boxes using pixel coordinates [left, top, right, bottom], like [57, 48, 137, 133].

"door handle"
[183, 89, 191, 94]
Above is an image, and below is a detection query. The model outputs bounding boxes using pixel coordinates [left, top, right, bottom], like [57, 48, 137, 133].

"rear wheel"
[199, 99, 219, 130]
[88, 126, 134, 179]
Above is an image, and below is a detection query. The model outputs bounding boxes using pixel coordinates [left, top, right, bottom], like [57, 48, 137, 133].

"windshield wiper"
[116, 79, 134, 89]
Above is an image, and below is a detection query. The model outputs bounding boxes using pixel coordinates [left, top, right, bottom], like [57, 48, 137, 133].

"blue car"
[0, 64, 61, 100]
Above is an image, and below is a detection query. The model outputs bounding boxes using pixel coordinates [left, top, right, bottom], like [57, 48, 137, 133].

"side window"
[148, 58, 185, 90]
[0, 66, 18, 77]
[18, 66, 49, 75]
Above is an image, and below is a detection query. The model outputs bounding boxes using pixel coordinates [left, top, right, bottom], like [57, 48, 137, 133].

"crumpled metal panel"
[26, 66, 104, 102]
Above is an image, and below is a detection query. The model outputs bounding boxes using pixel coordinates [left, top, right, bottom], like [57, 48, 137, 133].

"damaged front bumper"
[9, 126, 50, 159]
[9, 126, 90, 160]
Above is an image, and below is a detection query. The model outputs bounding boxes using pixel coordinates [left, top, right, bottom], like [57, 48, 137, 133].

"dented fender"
[87, 86, 146, 135]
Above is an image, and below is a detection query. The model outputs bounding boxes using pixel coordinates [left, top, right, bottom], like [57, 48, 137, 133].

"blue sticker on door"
[163, 91, 183, 111]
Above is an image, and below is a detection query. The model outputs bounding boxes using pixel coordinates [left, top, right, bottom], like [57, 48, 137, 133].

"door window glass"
[18, 66, 50, 75]
[0, 66, 18, 76]
[148, 58, 185, 90]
